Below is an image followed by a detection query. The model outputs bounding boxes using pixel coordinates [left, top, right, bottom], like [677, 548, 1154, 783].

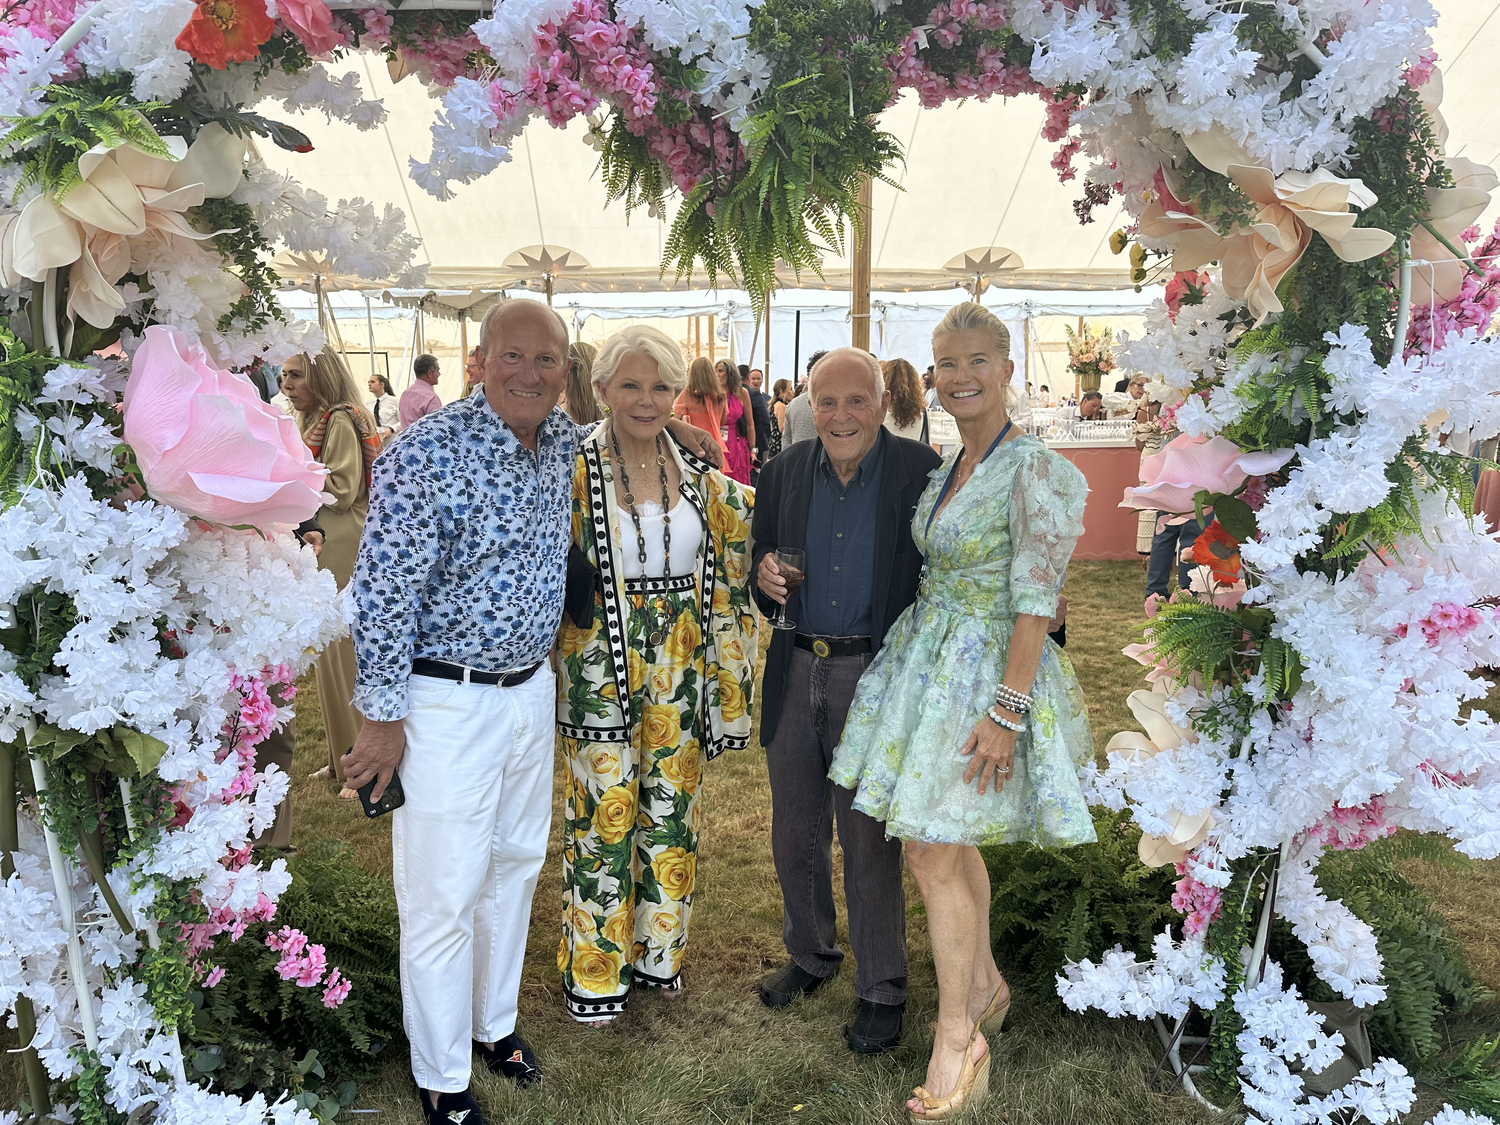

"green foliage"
[196, 196, 285, 334]
[0, 327, 52, 505]
[1423, 1035, 1500, 1118]
[2, 84, 169, 201]
[982, 807, 1177, 992]
[1270, 835, 1485, 1065]
[188, 839, 403, 1094]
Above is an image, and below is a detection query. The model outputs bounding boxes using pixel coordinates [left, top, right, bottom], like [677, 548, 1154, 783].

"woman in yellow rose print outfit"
[556, 325, 757, 1025]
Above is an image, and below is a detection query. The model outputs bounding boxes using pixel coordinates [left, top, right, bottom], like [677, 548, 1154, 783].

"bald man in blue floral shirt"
[343, 301, 718, 1125]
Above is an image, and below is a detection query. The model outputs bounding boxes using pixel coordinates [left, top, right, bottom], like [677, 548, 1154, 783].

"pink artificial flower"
[359, 6, 393, 42]
[296, 944, 328, 987]
[204, 965, 226, 988]
[1143, 592, 1164, 619]
[267, 925, 308, 955]
[1163, 270, 1210, 322]
[1121, 435, 1294, 514]
[280, 0, 345, 55]
[123, 326, 328, 529]
[322, 968, 352, 1008]
[275, 952, 302, 981]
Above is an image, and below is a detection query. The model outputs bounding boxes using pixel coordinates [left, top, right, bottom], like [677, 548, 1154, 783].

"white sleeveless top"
[617, 497, 704, 579]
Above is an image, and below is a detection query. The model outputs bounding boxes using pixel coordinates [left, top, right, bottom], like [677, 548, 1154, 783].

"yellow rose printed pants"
[559, 580, 706, 1023]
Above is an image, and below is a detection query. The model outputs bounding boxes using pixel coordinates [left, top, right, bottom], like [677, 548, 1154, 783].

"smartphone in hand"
[356, 771, 406, 818]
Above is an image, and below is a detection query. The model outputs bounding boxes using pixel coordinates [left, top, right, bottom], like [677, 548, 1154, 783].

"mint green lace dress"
[829, 435, 1097, 847]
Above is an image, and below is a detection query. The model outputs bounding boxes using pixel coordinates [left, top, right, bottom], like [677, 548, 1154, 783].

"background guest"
[779, 350, 825, 447]
[674, 357, 727, 453]
[556, 325, 756, 1024]
[718, 359, 755, 485]
[281, 348, 379, 800]
[401, 354, 443, 428]
[752, 348, 941, 1057]
[882, 358, 929, 443]
[564, 341, 601, 424]
[367, 372, 400, 443]
[745, 364, 772, 481]
[830, 303, 1095, 1119]
[464, 347, 485, 397]
[769, 378, 792, 457]
[1065, 391, 1104, 422]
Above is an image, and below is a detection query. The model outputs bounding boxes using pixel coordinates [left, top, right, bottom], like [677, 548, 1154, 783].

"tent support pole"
[708, 314, 716, 364]
[1023, 317, 1031, 393]
[460, 318, 468, 369]
[852, 174, 873, 350]
[315, 276, 324, 331]
[366, 294, 376, 377]
[793, 310, 801, 385]
[764, 289, 772, 384]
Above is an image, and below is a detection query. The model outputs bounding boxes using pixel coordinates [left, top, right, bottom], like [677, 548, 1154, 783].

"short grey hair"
[477, 298, 569, 354]
[808, 347, 884, 399]
[592, 325, 688, 395]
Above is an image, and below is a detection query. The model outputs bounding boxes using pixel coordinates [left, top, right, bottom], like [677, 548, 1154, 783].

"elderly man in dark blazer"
[751, 347, 941, 1055]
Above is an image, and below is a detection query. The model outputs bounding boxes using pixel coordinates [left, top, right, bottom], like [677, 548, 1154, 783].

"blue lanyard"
[925, 421, 1013, 536]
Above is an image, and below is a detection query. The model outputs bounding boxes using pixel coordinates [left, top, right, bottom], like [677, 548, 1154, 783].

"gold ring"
[812, 639, 831, 658]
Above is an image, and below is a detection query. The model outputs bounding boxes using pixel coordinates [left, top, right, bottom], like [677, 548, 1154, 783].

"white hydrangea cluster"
[1235, 963, 1417, 1125]
[1011, 0, 1432, 208]
[1057, 929, 1227, 1020]
[408, 77, 521, 200]
[613, 0, 771, 128]
[74, 0, 200, 102]
[1275, 840, 1385, 1005]
[192, 62, 387, 133]
[232, 159, 426, 286]
[1114, 284, 1243, 392]
[1245, 327, 1500, 571]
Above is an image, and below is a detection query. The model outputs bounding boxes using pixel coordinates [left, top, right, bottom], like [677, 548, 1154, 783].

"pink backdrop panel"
[1058, 445, 1141, 562]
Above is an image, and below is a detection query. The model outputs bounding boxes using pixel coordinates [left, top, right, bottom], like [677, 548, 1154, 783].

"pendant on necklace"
[648, 628, 665, 646]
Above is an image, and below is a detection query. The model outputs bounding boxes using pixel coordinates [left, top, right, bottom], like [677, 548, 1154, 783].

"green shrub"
[982, 807, 1178, 993]
[185, 839, 403, 1107]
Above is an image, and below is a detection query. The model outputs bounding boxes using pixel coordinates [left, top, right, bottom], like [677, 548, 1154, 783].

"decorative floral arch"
[1, 2, 1498, 1124]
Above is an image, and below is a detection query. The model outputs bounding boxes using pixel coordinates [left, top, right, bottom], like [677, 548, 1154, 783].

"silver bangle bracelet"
[987, 706, 1025, 733]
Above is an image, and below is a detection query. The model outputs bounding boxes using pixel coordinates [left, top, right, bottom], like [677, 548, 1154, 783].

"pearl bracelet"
[987, 705, 1025, 733]
[995, 684, 1032, 714]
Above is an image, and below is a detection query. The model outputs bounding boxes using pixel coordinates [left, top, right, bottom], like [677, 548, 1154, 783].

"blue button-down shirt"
[800, 439, 884, 637]
[349, 394, 590, 721]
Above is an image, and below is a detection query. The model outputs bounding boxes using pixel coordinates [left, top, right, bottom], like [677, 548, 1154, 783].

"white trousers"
[392, 667, 556, 1092]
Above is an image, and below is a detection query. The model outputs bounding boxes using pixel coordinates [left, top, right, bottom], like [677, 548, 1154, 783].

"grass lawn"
[3, 560, 1497, 1123]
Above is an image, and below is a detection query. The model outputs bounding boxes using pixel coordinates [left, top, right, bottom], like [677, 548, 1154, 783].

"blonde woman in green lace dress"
[830, 303, 1095, 1121]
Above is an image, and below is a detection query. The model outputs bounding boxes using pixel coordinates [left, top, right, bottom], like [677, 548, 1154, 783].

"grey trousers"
[765, 647, 908, 1005]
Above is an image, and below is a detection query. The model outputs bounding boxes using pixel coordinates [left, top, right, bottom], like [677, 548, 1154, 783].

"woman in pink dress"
[717, 359, 755, 485]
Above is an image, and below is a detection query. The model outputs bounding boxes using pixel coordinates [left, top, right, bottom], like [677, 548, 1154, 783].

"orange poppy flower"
[175, 0, 276, 69]
[1192, 520, 1242, 585]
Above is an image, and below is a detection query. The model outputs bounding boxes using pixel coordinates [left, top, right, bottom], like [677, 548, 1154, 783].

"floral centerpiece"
[1064, 322, 1114, 394]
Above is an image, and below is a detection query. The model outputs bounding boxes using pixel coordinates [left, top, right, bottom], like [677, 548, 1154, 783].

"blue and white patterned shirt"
[349, 393, 590, 721]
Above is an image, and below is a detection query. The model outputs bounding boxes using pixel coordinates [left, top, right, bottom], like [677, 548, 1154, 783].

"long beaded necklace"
[608, 426, 673, 647]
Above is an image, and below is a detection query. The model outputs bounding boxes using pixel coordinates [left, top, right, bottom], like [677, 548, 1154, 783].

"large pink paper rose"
[124, 325, 327, 528]
[1121, 435, 1293, 514]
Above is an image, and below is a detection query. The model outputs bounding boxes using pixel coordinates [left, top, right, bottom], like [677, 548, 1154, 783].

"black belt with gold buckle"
[794, 634, 873, 659]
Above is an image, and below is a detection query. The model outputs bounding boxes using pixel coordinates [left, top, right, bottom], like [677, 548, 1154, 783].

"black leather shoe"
[418, 1087, 486, 1125]
[845, 999, 905, 1054]
[759, 962, 835, 1009]
[474, 1033, 541, 1086]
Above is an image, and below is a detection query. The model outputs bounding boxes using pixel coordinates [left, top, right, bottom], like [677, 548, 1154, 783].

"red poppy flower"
[176, 0, 276, 69]
[1192, 520, 1243, 585]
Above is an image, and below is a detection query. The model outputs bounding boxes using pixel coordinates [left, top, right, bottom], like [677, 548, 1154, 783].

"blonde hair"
[932, 302, 1013, 359]
[882, 357, 924, 429]
[685, 356, 723, 403]
[565, 341, 600, 425]
[593, 325, 688, 395]
[289, 348, 375, 433]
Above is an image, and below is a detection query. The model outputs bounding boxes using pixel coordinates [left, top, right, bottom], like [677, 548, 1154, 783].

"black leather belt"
[795, 634, 872, 659]
[412, 658, 543, 687]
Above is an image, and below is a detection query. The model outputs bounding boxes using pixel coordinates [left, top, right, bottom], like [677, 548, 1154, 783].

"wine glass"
[772, 547, 805, 631]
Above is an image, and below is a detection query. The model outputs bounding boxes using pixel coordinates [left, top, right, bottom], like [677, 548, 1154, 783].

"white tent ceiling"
[256, 3, 1500, 294]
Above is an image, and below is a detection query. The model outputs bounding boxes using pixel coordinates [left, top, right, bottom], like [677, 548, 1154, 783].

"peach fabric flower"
[1141, 130, 1395, 324]
[1104, 684, 1215, 868]
[1121, 435, 1293, 514]
[124, 325, 328, 528]
[0, 126, 245, 328]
